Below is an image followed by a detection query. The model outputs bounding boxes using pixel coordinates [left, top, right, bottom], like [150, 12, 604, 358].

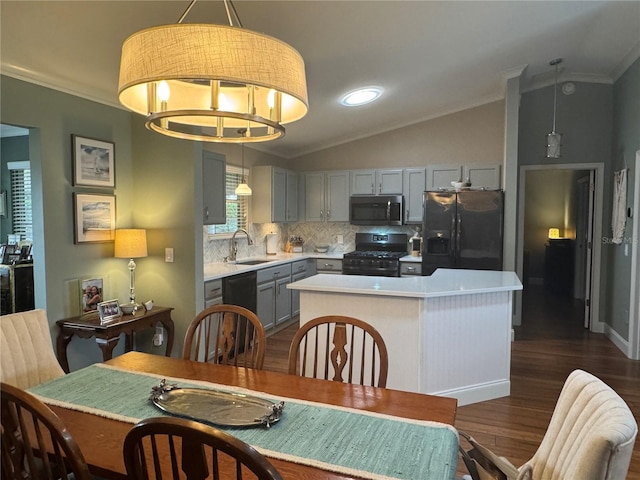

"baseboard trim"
[432, 379, 510, 407]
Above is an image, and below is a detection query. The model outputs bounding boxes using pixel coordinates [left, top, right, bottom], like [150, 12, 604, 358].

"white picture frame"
[73, 193, 116, 244]
[72, 134, 115, 188]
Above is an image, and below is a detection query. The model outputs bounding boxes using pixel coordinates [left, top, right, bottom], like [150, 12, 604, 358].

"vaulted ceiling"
[1, 1, 638, 158]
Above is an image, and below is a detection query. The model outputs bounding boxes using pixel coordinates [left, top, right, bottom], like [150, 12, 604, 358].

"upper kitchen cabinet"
[426, 164, 462, 191]
[351, 169, 403, 195]
[463, 165, 501, 190]
[202, 151, 226, 225]
[252, 166, 298, 223]
[403, 168, 426, 224]
[304, 171, 350, 222]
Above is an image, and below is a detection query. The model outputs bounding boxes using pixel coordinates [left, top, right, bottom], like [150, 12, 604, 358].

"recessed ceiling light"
[340, 87, 384, 107]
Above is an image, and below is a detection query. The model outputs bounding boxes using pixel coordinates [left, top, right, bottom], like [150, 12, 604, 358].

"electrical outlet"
[165, 247, 174, 263]
[153, 326, 164, 346]
[336, 234, 344, 244]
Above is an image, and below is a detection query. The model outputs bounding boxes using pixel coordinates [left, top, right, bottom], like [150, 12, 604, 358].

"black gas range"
[342, 233, 408, 277]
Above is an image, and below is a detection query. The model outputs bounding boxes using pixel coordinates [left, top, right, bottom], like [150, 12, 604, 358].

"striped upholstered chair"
[0, 309, 65, 388]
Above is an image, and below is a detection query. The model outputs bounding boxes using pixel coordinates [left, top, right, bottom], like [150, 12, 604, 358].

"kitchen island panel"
[422, 291, 512, 405]
[300, 292, 423, 393]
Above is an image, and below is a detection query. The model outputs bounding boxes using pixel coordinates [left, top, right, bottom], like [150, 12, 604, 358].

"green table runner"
[29, 364, 458, 480]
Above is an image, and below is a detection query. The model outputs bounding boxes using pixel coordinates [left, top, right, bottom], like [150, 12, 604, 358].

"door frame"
[515, 162, 604, 332]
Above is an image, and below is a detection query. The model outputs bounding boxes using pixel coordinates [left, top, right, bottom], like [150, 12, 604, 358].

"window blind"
[209, 165, 248, 235]
[10, 168, 32, 241]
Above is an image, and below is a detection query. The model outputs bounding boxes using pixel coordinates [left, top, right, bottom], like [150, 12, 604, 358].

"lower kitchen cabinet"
[203, 278, 223, 309]
[256, 264, 292, 331]
[290, 259, 315, 317]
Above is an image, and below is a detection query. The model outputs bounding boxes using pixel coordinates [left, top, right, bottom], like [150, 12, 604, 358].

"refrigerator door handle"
[455, 213, 462, 265]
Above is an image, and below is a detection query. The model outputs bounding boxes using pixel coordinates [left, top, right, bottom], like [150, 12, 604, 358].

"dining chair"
[1, 382, 92, 480]
[287, 315, 389, 388]
[459, 369, 638, 480]
[183, 304, 266, 369]
[0, 309, 65, 388]
[123, 416, 283, 480]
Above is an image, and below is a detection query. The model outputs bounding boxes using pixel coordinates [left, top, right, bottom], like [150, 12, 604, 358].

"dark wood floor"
[263, 285, 640, 479]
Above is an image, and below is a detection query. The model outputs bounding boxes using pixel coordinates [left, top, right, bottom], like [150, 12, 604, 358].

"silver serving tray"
[150, 382, 284, 428]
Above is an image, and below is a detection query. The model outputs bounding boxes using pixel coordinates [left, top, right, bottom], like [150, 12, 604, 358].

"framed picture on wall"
[72, 135, 115, 188]
[73, 193, 116, 244]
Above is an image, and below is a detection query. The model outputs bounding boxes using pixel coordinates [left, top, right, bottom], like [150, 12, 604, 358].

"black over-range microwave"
[349, 195, 404, 226]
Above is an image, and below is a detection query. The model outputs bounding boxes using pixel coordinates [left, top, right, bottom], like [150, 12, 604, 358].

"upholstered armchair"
[0, 309, 65, 388]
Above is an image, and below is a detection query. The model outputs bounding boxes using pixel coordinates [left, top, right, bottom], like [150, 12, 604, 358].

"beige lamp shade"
[118, 23, 308, 143]
[548, 228, 561, 239]
[114, 229, 148, 258]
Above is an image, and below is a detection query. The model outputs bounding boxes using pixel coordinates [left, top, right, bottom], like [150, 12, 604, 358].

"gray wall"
[607, 58, 639, 341]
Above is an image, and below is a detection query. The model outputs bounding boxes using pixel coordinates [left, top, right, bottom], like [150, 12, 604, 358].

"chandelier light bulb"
[157, 80, 170, 102]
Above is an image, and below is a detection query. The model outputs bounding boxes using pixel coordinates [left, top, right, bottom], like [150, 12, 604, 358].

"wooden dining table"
[44, 351, 458, 479]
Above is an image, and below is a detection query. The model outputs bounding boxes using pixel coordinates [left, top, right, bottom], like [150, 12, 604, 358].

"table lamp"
[114, 229, 147, 307]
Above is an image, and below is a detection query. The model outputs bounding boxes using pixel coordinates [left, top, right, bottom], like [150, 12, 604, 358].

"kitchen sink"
[235, 259, 272, 265]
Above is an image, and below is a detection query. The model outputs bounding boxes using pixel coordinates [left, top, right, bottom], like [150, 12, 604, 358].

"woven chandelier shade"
[118, 23, 308, 143]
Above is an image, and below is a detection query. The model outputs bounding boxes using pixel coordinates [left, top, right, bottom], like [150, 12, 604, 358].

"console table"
[55, 306, 174, 373]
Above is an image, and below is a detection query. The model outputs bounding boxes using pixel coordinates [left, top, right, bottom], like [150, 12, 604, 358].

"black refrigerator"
[421, 190, 504, 275]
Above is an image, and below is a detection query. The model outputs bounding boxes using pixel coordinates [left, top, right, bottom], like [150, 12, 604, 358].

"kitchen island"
[288, 269, 522, 406]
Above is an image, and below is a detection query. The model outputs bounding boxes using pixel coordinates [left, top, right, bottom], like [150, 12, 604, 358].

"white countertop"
[204, 253, 343, 281]
[287, 268, 522, 298]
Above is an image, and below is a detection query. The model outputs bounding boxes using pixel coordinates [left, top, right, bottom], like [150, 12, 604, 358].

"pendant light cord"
[550, 58, 562, 133]
[177, 0, 243, 27]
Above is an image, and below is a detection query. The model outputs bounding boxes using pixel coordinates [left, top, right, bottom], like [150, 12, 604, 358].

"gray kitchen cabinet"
[290, 259, 315, 317]
[403, 168, 426, 224]
[316, 258, 342, 274]
[256, 264, 292, 331]
[351, 169, 403, 195]
[400, 261, 422, 277]
[426, 164, 462, 190]
[202, 151, 226, 225]
[203, 278, 223, 309]
[252, 166, 298, 223]
[304, 171, 349, 222]
[463, 164, 501, 190]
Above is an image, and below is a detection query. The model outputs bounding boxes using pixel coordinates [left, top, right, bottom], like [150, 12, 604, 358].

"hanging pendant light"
[235, 129, 252, 196]
[118, 0, 308, 143]
[546, 58, 563, 158]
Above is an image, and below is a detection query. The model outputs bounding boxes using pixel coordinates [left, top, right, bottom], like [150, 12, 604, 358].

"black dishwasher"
[222, 271, 257, 354]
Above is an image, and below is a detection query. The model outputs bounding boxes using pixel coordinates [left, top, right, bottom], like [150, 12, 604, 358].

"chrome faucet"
[229, 229, 253, 261]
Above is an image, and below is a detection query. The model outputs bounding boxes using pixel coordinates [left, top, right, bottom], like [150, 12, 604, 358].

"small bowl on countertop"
[120, 303, 136, 315]
[315, 244, 330, 253]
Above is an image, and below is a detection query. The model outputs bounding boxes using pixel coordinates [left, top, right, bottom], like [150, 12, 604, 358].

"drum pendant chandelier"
[118, 0, 308, 143]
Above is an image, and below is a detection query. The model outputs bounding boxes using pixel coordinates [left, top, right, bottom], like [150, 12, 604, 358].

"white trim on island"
[288, 269, 523, 406]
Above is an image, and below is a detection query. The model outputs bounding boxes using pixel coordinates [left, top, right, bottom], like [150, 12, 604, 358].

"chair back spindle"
[0, 382, 91, 480]
[183, 305, 266, 370]
[123, 416, 283, 480]
[289, 315, 388, 388]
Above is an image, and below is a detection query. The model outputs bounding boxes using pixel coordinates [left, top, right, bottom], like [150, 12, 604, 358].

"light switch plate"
[165, 248, 174, 262]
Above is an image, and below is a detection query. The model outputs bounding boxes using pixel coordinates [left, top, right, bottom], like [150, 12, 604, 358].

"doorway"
[516, 163, 604, 333]
[0, 123, 40, 312]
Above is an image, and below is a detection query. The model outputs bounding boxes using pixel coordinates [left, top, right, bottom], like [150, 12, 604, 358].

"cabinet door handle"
[327, 210, 331, 219]
[406, 267, 416, 272]
[204, 207, 209, 219]
[378, 183, 382, 194]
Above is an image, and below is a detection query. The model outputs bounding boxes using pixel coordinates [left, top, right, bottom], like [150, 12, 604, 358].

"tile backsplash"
[204, 222, 421, 263]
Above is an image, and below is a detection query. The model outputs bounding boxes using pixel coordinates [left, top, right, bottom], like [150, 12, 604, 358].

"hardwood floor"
[263, 286, 640, 478]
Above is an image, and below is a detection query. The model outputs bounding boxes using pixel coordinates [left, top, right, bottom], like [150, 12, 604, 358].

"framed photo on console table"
[73, 193, 116, 244]
[97, 299, 121, 323]
[72, 135, 115, 188]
